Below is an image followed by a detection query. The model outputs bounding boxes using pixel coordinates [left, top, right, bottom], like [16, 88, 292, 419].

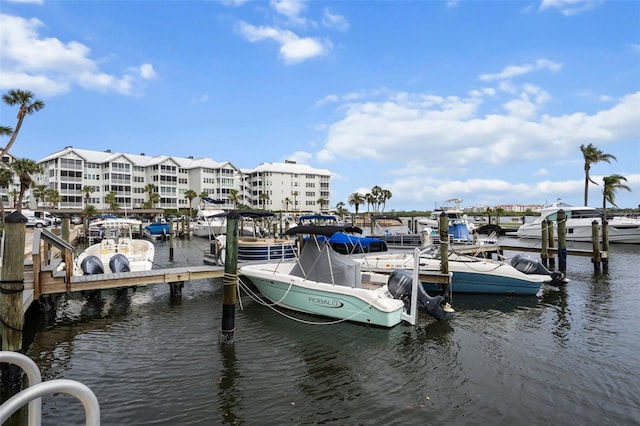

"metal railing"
[0, 351, 101, 426]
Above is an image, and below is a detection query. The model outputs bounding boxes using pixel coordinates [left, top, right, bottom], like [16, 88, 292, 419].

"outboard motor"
[387, 270, 454, 321]
[81, 255, 104, 275]
[109, 253, 131, 273]
[510, 254, 567, 285]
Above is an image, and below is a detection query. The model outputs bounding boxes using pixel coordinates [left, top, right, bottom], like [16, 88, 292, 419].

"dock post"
[601, 220, 609, 272]
[541, 219, 549, 267]
[0, 211, 27, 400]
[438, 212, 451, 300]
[548, 220, 556, 270]
[61, 217, 70, 242]
[591, 220, 601, 272]
[169, 221, 174, 261]
[220, 211, 240, 345]
[556, 209, 567, 274]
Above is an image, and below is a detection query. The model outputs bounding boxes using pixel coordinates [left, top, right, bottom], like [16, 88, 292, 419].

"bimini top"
[208, 210, 276, 219]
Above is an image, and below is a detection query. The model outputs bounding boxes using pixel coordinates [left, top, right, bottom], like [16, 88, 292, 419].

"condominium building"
[33, 147, 332, 212]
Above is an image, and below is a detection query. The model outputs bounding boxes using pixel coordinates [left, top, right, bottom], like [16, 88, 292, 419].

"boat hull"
[358, 254, 544, 295]
[240, 264, 405, 328]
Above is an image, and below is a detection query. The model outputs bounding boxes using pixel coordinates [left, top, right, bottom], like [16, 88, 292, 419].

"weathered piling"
[541, 219, 549, 267]
[169, 220, 174, 261]
[438, 212, 451, 300]
[601, 220, 609, 271]
[591, 220, 601, 272]
[0, 211, 27, 400]
[557, 209, 567, 274]
[61, 217, 70, 242]
[220, 211, 240, 345]
[547, 220, 556, 270]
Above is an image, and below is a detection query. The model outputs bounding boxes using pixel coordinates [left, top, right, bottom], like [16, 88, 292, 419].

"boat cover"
[290, 240, 361, 288]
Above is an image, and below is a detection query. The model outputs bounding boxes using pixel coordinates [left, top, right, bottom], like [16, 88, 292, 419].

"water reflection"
[218, 344, 241, 424]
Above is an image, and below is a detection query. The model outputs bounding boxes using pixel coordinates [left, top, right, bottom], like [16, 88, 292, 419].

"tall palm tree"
[229, 189, 240, 209]
[292, 191, 299, 213]
[105, 191, 119, 212]
[0, 89, 45, 159]
[32, 184, 47, 208]
[316, 197, 328, 212]
[380, 189, 392, 212]
[83, 185, 95, 207]
[602, 174, 631, 217]
[144, 183, 156, 203]
[45, 188, 60, 209]
[370, 185, 383, 213]
[10, 158, 42, 211]
[347, 192, 364, 217]
[184, 189, 197, 217]
[0, 167, 13, 221]
[259, 192, 270, 210]
[580, 143, 617, 206]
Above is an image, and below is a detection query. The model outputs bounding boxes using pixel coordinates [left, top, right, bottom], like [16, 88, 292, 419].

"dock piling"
[541, 220, 549, 267]
[591, 221, 602, 272]
[438, 212, 451, 300]
[220, 211, 240, 345]
[557, 210, 567, 274]
[0, 212, 27, 401]
[601, 220, 609, 272]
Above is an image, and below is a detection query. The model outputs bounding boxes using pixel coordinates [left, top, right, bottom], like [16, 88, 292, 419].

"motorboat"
[238, 228, 454, 328]
[516, 199, 640, 244]
[418, 199, 476, 243]
[204, 210, 297, 265]
[367, 215, 424, 247]
[74, 218, 155, 275]
[192, 197, 227, 238]
[356, 245, 567, 295]
[295, 224, 388, 254]
[143, 221, 170, 239]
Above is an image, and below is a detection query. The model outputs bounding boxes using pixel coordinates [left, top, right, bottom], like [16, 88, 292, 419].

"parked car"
[71, 215, 83, 225]
[26, 216, 49, 228]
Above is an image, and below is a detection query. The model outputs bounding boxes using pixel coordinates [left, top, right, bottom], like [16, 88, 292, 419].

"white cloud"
[270, 0, 308, 26]
[539, 0, 599, 16]
[479, 58, 562, 82]
[284, 150, 313, 164]
[0, 14, 157, 96]
[236, 21, 331, 64]
[322, 9, 349, 31]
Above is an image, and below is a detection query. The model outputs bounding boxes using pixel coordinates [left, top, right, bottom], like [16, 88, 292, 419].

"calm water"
[18, 237, 640, 425]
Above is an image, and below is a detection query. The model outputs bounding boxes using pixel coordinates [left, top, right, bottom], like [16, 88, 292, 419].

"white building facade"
[34, 147, 332, 213]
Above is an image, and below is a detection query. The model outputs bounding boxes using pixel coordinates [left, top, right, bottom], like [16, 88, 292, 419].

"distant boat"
[192, 197, 227, 238]
[74, 218, 155, 275]
[418, 198, 476, 243]
[516, 199, 640, 244]
[297, 214, 388, 254]
[368, 215, 424, 247]
[144, 222, 170, 239]
[239, 228, 454, 328]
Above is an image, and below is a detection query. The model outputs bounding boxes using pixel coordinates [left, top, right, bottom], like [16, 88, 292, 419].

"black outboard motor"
[387, 270, 454, 321]
[510, 254, 567, 285]
[109, 253, 131, 273]
[81, 255, 104, 275]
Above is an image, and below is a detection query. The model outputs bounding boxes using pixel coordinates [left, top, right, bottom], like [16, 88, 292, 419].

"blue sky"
[1, 0, 638, 211]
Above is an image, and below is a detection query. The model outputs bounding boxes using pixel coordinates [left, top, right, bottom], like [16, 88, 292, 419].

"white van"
[20, 210, 60, 226]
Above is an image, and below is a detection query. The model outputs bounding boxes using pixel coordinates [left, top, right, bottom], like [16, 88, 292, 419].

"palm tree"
[45, 188, 60, 209]
[83, 185, 95, 207]
[292, 191, 299, 213]
[380, 189, 392, 212]
[229, 189, 240, 209]
[284, 197, 291, 212]
[348, 192, 364, 219]
[144, 183, 156, 203]
[184, 189, 197, 217]
[0, 167, 13, 221]
[580, 143, 617, 206]
[602, 174, 631, 217]
[149, 192, 160, 208]
[370, 186, 383, 213]
[316, 197, 328, 212]
[10, 158, 42, 212]
[105, 191, 119, 212]
[0, 89, 45, 159]
[32, 184, 47, 208]
[259, 192, 270, 210]
[335, 201, 346, 216]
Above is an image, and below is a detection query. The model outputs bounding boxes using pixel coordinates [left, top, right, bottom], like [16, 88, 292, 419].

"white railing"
[0, 351, 100, 426]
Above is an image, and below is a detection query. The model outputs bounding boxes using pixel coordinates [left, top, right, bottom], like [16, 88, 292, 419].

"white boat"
[238, 228, 454, 328]
[74, 218, 155, 275]
[191, 197, 228, 238]
[356, 245, 567, 295]
[516, 199, 640, 244]
[418, 198, 476, 243]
